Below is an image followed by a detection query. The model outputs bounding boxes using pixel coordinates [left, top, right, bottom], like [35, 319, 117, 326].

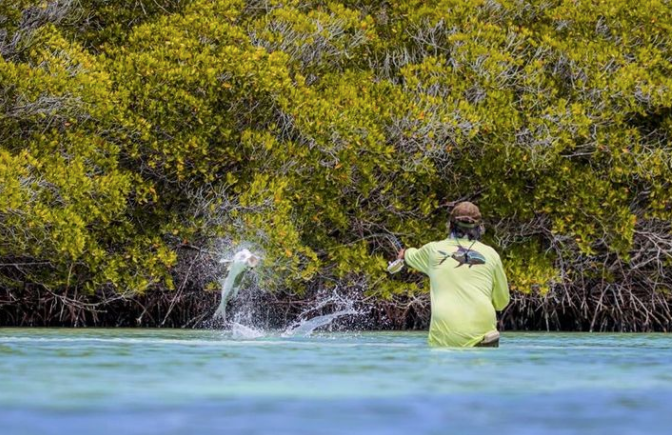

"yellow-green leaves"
[2, 0, 671, 302]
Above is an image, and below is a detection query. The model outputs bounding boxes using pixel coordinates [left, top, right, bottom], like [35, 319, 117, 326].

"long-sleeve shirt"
[404, 237, 510, 347]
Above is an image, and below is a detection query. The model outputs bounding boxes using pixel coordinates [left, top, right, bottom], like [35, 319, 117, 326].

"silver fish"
[214, 249, 260, 320]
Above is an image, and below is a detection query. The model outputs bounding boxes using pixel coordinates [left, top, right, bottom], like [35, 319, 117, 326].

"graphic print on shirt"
[438, 246, 487, 268]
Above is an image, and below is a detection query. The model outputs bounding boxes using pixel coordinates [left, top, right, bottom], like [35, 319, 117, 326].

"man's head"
[448, 201, 484, 240]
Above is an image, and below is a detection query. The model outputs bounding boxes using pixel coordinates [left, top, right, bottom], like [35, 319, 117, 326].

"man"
[398, 201, 510, 347]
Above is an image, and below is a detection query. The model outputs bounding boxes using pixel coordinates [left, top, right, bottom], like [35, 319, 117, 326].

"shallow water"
[1, 329, 671, 435]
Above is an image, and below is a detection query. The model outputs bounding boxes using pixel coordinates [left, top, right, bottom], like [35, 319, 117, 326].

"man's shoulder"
[432, 239, 454, 251]
[420, 240, 444, 250]
[430, 239, 502, 260]
[473, 241, 502, 261]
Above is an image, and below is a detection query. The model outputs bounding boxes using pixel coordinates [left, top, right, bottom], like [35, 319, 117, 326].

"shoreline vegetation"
[1, 1, 671, 331]
[2, 284, 671, 331]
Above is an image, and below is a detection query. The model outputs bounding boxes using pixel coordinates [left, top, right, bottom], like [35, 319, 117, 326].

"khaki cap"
[450, 201, 482, 224]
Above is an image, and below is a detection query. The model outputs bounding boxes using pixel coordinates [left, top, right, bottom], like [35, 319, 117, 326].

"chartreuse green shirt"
[404, 237, 510, 347]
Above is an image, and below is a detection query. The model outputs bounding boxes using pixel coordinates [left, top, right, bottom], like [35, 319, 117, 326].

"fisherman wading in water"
[398, 202, 510, 347]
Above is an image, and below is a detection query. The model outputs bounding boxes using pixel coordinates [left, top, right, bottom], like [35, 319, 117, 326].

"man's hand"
[397, 249, 405, 260]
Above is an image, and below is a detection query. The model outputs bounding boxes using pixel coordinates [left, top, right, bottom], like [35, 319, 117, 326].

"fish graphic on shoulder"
[451, 246, 486, 268]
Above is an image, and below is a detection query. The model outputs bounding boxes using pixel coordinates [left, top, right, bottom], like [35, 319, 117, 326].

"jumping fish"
[214, 249, 260, 320]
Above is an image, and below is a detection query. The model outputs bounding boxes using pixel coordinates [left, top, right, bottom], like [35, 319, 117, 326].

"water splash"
[231, 322, 265, 340]
[210, 248, 357, 337]
[282, 307, 358, 337]
[282, 294, 359, 337]
[213, 249, 260, 321]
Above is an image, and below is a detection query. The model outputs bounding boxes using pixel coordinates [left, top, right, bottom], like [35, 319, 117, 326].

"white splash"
[213, 249, 260, 321]
[210, 249, 357, 337]
[282, 306, 358, 337]
[231, 322, 265, 339]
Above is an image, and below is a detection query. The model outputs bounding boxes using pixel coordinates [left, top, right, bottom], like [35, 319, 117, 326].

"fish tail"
[214, 302, 226, 319]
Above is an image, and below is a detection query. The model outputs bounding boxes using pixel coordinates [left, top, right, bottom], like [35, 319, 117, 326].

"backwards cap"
[450, 201, 482, 228]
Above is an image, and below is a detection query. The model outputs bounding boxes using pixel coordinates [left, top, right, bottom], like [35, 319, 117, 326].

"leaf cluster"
[1, 0, 671, 304]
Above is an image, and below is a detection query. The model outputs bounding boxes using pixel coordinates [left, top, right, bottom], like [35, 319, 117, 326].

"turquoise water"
[1, 329, 671, 435]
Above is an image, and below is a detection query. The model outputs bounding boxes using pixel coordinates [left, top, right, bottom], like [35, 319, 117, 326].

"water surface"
[1, 329, 670, 434]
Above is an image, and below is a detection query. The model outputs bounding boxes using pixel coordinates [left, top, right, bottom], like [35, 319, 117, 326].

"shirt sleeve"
[404, 243, 433, 275]
[491, 254, 510, 311]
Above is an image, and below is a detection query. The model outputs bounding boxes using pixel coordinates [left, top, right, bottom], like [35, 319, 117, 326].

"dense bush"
[1, 0, 671, 329]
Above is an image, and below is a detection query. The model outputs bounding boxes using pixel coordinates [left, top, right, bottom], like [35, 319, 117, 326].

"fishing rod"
[357, 232, 406, 275]
[344, 232, 405, 274]
[379, 234, 406, 274]
[387, 255, 405, 275]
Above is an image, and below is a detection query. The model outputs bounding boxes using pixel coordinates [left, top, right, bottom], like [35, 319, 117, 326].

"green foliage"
[2, 0, 671, 301]
[0, 24, 176, 293]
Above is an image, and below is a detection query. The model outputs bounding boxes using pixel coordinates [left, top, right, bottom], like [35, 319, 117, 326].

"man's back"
[404, 237, 509, 347]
